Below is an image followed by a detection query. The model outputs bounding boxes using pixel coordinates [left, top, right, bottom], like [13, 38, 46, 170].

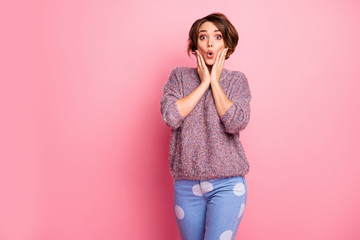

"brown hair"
[187, 12, 239, 60]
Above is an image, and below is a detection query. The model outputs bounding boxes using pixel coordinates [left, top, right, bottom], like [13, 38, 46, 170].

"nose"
[207, 38, 213, 47]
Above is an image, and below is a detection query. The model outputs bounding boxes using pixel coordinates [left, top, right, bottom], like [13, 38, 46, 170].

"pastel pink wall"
[1, 0, 359, 239]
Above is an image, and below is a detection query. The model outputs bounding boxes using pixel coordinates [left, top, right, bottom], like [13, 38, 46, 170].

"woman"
[160, 12, 251, 240]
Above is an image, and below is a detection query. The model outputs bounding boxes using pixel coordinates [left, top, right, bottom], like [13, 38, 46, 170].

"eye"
[199, 35, 206, 40]
[216, 34, 222, 40]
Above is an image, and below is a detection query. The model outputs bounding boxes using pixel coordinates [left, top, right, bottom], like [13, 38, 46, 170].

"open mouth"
[207, 51, 214, 58]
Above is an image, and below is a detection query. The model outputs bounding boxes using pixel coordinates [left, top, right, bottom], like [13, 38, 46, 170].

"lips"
[207, 50, 214, 59]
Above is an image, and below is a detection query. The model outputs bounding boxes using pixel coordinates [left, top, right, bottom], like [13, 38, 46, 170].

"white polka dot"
[220, 230, 233, 240]
[174, 205, 185, 220]
[192, 184, 203, 196]
[238, 203, 246, 218]
[200, 181, 213, 193]
[233, 182, 246, 196]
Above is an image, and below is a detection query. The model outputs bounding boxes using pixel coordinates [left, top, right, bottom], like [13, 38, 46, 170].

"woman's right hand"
[195, 50, 211, 84]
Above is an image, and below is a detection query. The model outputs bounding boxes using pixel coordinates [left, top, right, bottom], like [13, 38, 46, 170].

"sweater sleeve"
[220, 72, 252, 134]
[160, 68, 185, 130]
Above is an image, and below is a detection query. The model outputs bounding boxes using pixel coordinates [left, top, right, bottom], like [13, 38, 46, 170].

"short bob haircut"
[187, 12, 239, 60]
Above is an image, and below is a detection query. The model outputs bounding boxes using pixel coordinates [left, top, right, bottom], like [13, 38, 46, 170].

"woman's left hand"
[210, 48, 228, 84]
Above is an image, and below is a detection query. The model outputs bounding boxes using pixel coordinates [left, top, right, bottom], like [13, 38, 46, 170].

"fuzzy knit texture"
[160, 66, 252, 181]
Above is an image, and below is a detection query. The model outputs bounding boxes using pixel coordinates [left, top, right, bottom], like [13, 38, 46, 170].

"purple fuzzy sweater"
[160, 66, 252, 180]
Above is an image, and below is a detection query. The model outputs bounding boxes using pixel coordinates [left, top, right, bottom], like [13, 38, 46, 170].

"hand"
[210, 48, 228, 84]
[195, 50, 211, 84]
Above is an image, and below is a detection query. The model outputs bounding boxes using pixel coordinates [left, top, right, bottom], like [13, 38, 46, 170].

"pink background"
[1, 0, 360, 239]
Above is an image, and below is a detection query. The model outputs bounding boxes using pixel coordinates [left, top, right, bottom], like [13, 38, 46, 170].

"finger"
[213, 50, 219, 66]
[199, 52, 207, 70]
[195, 50, 198, 66]
[200, 55, 210, 77]
[198, 50, 206, 70]
[219, 48, 227, 69]
[220, 48, 228, 67]
[214, 49, 222, 68]
[196, 50, 201, 70]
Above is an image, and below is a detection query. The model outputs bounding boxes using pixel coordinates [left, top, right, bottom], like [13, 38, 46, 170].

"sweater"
[160, 66, 252, 180]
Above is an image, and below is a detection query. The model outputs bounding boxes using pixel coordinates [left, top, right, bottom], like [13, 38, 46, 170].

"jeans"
[173, 176, 247, 240]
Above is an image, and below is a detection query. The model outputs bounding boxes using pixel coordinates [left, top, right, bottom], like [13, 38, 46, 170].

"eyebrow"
[198, 29, 221, 34]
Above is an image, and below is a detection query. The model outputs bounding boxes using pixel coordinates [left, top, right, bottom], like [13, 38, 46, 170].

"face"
[196, 21, 226, 66]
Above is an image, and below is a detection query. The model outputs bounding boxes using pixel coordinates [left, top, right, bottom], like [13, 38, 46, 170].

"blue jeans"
[173, 176, 247, 240]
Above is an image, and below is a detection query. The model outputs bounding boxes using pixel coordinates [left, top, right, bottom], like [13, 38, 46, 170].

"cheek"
[197, 46, 205, 52]
[197, 43, 206, 51]
[198, 49, 206, 56]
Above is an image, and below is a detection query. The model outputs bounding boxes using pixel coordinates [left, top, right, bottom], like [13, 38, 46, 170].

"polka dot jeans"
[173, 176, 247, 240]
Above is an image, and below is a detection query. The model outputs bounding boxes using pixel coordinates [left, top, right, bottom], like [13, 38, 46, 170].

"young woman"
[160, 12, 252, 240]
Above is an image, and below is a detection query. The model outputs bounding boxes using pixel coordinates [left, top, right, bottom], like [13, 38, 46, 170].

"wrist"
[210, 77, 219, 84]
[201, 77, 211, 85]
[201, 80, 211, 88]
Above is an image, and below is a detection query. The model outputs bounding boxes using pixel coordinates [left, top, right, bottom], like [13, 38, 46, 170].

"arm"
[160, 68, 210, 130]
[210, 80, 233, 118]
[176, 80, 210, 118]
[213, 72, 252, 134]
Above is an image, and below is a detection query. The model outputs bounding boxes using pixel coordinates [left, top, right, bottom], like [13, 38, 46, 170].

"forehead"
[198, 21, 220, 33]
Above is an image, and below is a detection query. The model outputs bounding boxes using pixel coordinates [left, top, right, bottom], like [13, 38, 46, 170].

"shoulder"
[225, 68, 247, 80]
[225, 69, 251, 92]
[169, 66, 197, 81]
[171, 66, 195, 75]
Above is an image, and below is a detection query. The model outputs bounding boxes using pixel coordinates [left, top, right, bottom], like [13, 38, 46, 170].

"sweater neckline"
[191, 67, 228, 83]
